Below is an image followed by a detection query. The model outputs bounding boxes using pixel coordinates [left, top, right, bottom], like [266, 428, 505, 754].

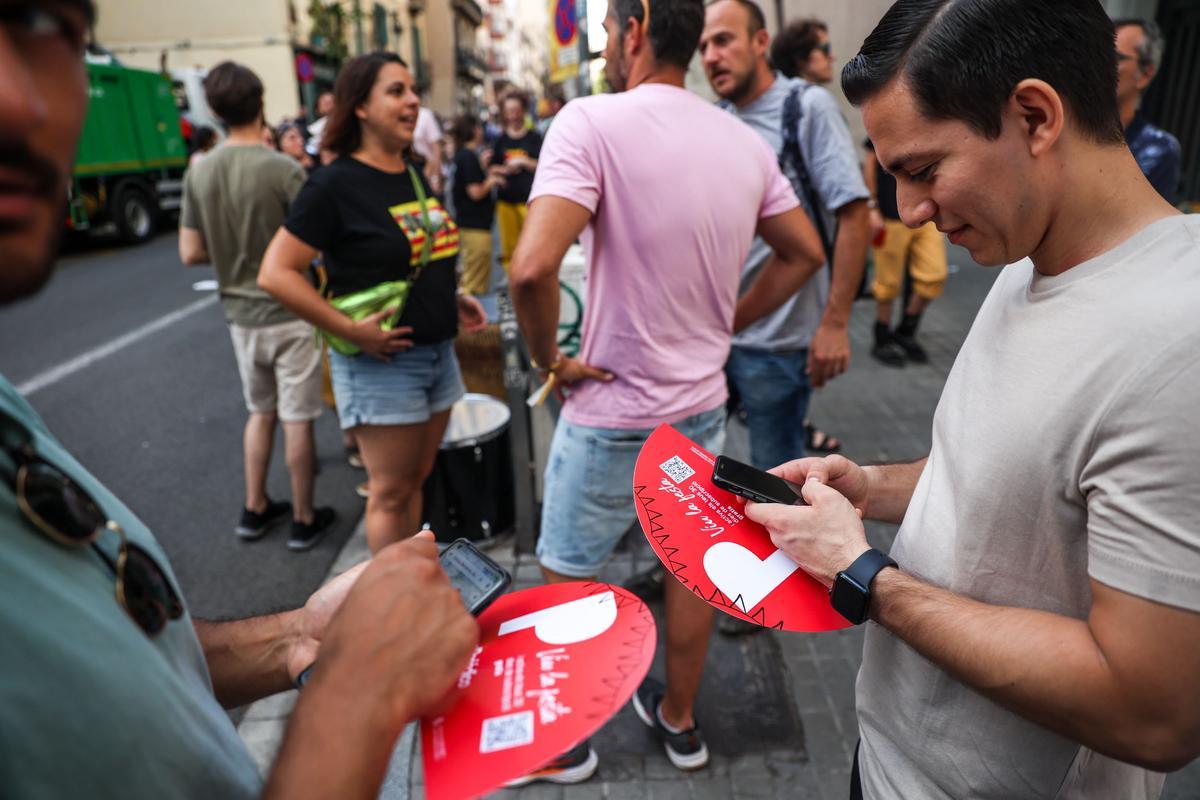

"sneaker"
[623, 563, 665, 602]
[346, 449, 365, 470]
[503, 740, 599, 787]
[717, 613, 766, 637]
[354, 481, 369, 499]
[235, 499, 292, 541]
[870, 339, 907, 367]
[891, 332, 929, 363]
[287, 507, 337, 552]
[631, 676, 710, 771]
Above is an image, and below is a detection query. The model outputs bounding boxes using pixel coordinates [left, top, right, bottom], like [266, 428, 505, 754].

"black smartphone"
[712, 455, 807, 505]
[296, 539, 511, 689]
[439, 538, 512, 615]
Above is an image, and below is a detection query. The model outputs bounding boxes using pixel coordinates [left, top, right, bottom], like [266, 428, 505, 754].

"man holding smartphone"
[510, 0, 824, 781]
[745, 2, 1200, 797]
[0, 3, 478, 797]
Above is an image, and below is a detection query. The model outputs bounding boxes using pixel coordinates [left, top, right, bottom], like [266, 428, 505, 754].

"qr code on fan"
[479, 710, 534, 754]
[660, 456, 695, 484]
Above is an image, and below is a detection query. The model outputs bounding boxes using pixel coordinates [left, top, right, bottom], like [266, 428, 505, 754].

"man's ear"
[1009, 78, 1064, 158]
[1137, 61, 1157, 92]
[753, 27, 770, 56]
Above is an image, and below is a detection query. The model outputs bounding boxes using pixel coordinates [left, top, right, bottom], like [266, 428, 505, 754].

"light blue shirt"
[0, 376, 262, 799]
[722, 76, 869, 351]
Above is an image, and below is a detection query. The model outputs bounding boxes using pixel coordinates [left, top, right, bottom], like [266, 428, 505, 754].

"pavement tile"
[595, 751, 645, 783]
[797, 710, 852, 770]
[645, 779, 699, 800]
[688, 776, 733, 800]
[816, 769, 853, 800]
[729, 753, 768, 781]
[730, 774, 776, 800]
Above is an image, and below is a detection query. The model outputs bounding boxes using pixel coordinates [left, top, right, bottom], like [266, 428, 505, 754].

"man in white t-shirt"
[743, 2, 1200, 798]
[412, 106, 444, 192]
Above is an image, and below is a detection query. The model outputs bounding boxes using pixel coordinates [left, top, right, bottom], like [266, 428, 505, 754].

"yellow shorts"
[496, 201, 528, 273]
[871, 220, 948, 303]
[457, 228, 494, 296]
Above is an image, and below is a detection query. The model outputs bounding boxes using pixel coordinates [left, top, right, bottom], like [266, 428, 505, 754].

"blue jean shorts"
[328, 340, 465, 429]
[537, 406, 726, 578]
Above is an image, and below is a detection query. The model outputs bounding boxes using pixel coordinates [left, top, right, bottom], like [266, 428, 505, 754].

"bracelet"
[531, 352, 564, 374]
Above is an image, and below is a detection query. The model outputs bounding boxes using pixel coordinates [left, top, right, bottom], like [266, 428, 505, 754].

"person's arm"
[733, 206, 825, 334]
[258, 228, 413, 361]
[862, 150, 886, 242]
[807, 198, 869, 386]
[261, 535, 479, 799]
[768, 453, 926, 525]
[179, 227, 209, 265]
[510, 195, 611, 387]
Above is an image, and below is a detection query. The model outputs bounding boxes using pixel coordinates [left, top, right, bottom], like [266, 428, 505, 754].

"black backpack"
[781, 84, 833, 262]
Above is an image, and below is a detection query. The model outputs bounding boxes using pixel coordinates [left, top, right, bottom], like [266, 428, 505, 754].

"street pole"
[577, 0, 590, 96]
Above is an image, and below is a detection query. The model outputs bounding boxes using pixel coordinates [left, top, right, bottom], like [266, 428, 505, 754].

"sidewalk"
[235, 250, 1200, 798]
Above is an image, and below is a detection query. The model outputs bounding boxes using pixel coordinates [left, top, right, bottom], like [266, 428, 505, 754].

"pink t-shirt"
[529, 83, 798, 429]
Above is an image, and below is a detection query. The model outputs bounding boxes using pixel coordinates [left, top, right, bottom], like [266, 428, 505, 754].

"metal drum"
[422, 393, 515, 542]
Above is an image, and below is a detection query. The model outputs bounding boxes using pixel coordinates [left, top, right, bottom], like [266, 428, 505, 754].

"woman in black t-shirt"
[449, 114, 505, 296]
[261, 51, 487, 554]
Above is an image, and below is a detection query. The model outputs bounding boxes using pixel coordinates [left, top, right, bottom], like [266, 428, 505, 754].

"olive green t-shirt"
[0, 376, 261, 797]
[181, 145, 307, 327]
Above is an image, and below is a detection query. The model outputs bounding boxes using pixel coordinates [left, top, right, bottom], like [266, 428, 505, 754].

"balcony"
[456, 46, 488, 84]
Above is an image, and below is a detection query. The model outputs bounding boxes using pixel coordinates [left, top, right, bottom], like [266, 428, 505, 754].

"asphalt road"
[0, 232, 363, 620]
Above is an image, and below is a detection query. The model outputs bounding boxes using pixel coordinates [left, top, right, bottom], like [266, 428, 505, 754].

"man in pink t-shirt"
[508, 0, 824, 783]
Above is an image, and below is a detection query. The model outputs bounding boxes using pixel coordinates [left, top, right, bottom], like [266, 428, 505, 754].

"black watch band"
[830, 548, 897, 625]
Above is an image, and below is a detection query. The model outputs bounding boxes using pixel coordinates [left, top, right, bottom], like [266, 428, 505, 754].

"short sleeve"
[1083, 343, 1200, 612]
[283, 176, 339, 251]
[799, 87, 869, 213]
[528, 103, 601, 214]
[180, 169, 198, 229]
[756, 134, 801, 219]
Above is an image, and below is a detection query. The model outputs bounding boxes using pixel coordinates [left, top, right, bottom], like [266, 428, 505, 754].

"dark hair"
[501, 89, 529, 112]
[842, 0, 1123, 145]
[203, 62, 264, 127]
[322, 51, 409, 156]
[614, 0, 705, 70]
[190, 125, 217, 151]
[449, 114, 479, 147]
[771, 18, 828, 78]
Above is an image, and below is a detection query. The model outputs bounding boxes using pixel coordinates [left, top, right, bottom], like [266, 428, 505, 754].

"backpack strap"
[781, 84, 833, 262]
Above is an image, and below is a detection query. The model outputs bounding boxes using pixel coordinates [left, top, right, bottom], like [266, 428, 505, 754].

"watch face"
[831, 573, 870, 625]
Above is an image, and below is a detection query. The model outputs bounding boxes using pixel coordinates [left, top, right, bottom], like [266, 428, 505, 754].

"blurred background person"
[1114, 17, 1182, 204]
[771, 17, 834, 84]
[449, 114, 504, 297]
[413, 106, 444, 194]
[492, 89, 542, 280]
[276, 121, 315, 172]
[188, 124, 218, 168]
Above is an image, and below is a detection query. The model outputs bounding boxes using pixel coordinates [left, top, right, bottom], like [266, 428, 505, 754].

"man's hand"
[807, 322, 851, 387]
[347, 308, 414, 362]
[744, 477, 870, 587]
[305, 533, 479, 728]
[554, 355, 614, 389]
[770, 454, 872, 515]
[457, 293, 488, 333]
[286, 561, 369, 681]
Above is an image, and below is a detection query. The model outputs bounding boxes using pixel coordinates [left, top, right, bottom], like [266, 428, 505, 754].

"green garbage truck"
[68, 59, 188, 243]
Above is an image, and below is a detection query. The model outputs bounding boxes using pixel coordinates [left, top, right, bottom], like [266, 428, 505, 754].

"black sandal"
[805, 422, 842, 455]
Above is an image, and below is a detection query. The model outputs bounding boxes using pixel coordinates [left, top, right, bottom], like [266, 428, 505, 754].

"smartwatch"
[830, 548, 897, 625]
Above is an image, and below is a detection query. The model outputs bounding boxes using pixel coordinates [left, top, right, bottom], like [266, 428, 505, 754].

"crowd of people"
[1, 0, 1197, 798]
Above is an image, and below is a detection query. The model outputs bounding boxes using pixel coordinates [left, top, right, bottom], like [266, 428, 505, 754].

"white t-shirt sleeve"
[528, 103, 601, 214]
[1083, 341, 1200, 612]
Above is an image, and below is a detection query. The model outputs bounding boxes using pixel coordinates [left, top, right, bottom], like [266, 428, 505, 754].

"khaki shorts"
[496, 200, 527, 272]
[458, 228, 494, 296]
[871, 219, 948, 303]
[229, 319, 323, 422]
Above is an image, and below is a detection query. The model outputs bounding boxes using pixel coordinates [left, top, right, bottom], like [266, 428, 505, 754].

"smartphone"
[712, 455, 807, 505]
[296, 539, 511, 689]
[439, 538, 512, 615]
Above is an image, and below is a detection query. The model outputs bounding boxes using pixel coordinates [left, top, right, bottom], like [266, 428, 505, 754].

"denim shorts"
[328, 339, 465, 429]
[537, 406, 726, 578]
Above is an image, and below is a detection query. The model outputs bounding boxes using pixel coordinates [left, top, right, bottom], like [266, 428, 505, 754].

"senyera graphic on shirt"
[388, 198, 460, 266]
[421, 582, 656, 800]
[634, 424, 850, 632]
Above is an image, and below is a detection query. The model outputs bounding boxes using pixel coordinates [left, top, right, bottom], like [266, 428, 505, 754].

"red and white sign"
[633, 424, 850, 632]
[422, 583, 656, 800]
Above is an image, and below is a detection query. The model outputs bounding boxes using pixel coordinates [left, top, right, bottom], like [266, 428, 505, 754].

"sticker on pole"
[633, 424, 849, 632]
[422, 582, 656, 800]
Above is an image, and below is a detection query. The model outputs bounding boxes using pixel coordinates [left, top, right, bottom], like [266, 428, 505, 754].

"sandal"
[805, 422, 842, 455]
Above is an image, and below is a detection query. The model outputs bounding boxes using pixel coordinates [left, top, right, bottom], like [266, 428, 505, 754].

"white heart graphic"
[703, 542, 800, 613]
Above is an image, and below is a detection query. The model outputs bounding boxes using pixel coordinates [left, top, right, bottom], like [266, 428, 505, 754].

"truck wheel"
[113, 185, 157, 244]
